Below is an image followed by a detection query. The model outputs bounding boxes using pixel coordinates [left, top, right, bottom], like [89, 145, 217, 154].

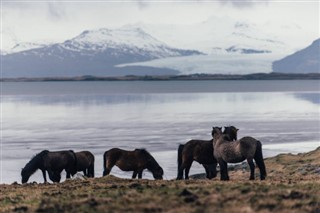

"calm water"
[1, 80, 320, 183]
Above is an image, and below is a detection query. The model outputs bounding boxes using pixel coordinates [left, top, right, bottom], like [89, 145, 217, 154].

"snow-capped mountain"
[61, 27, 201, 58]
[8, 42, 52, 54]
[132, 16, 314, 56]
[2, 16, 317, 77]
[2, 27, 202, 77]
[273, 39, 320, 73]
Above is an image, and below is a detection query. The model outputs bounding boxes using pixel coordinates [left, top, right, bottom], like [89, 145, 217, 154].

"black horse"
[213, 127, 267, 181]
[21, 150, 77, 183]
[75, 151, 95, 178]
[176, 140, 217, 180]
[103, 148, 164, 180]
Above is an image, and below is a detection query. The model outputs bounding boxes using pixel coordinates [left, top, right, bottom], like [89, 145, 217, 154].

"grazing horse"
[21, 150, 77, 183]
[212, 127, 267, 181]
[103, 148, 164, 180]
[75, 151, 95, 177]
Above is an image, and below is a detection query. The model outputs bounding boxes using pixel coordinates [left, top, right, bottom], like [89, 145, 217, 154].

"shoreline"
[0, 147, 319, 213]
[2, 73, 320, 82]
[1, 141, 319, 185]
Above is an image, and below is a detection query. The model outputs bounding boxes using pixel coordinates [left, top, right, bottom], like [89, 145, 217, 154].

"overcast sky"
[1, 0, 319, 49]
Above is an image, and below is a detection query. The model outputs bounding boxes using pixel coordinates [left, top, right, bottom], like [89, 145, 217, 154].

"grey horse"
[212, 127, 267, 181]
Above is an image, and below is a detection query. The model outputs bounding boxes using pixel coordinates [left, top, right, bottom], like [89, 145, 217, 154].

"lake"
[1, 80, 320, 183]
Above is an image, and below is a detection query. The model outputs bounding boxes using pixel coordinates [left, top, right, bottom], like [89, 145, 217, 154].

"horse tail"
[103, 151, 108, 176]
[69, 150, 78, 176]
[254, 141, 267, 180]
[177, 144, 184, 178]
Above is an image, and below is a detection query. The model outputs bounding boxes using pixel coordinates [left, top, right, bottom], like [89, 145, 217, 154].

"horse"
[212, 127, 267, 181]
[176, 141, 217, 180]
[223, 125, 239, 141]
[102, 148, 164, 180]
[21, 150, 77, 183]
[75, 151, 95, 178]
[176, 127, 238, 180]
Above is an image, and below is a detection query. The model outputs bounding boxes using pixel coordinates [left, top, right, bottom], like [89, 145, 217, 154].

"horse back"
[184, 139, 215, 164]
[45, 150, 77, 171]
[76, 151, 95, 169]
[239, 136, 258, 150]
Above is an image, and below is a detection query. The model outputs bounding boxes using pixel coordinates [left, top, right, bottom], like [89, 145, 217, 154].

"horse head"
[211, 126, 222, 138]
[223, 126, 239, 141]
[21, 168, 31, 184]
[152, 166, 164, 180]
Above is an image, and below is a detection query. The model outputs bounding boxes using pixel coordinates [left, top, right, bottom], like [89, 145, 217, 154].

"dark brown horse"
[103, 148, 163, 180]
[21, 150, 77, 183]
[212, 127, 267, 181]
[176, 127, 238, 180]
[75, 151, 95, 178]
[176, 140, 217, 180]
[223, 126, 239, 141]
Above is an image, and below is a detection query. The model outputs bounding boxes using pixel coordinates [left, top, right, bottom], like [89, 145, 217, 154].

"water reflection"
[294, 93, 320, 105]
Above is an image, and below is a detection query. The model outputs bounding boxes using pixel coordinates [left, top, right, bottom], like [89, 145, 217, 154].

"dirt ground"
[1, 147, 319, 213]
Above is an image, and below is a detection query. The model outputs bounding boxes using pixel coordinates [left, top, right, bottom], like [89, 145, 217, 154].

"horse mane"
[135, 148, 150, 156]
[22, 150, 49, 174]
[135, 149, 159, 167]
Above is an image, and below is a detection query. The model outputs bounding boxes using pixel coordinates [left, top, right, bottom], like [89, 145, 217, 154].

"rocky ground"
[1, 147, 319, 213]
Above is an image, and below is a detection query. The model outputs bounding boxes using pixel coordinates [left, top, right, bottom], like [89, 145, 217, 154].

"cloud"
[132, 0, 269, 9]
[47, 2, 66, 21]
[216, 0, 269, 8]
[2, 2, 66, 21]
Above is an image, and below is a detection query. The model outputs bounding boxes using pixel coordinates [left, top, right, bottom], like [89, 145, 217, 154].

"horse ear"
[236, 128, 239, 132]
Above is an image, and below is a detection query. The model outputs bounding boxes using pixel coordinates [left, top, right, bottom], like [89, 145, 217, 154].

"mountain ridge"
[2, 27, 202, 77]
[272, 38, 320, 73]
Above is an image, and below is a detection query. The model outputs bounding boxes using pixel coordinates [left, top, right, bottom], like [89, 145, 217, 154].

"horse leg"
[254, 141, 267, 180]
[103, 163, 113, 176]
[205, 163, 217, 179]
[218, 160, 229, 181]
[177, 165, 184, 180]
[138, 170, 143, 179]
[83, 170, 87, 177]
[88, 163, 95, 178]
[41, 169, 47, 183]
[247, 159, 255, 180]
[132, 171, 138, 179]
[184, 161, 193, 180]
[66, 172, 71, 179]
[177, 160, 189, 180]
[203, 164, 211, 179]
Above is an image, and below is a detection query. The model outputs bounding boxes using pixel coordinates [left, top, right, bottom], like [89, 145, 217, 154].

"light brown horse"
[103, 148, 163, 180]
[212, 127, 266, 181]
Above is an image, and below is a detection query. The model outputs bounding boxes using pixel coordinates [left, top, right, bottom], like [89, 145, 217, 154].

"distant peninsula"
[1, 72, 320, 82]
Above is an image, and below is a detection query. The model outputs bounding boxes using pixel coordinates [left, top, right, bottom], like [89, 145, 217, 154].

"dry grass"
[1, 147, 319, 213]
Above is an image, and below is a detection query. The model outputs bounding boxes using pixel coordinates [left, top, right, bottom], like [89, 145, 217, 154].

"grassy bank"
[1, 147, 319, 213]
